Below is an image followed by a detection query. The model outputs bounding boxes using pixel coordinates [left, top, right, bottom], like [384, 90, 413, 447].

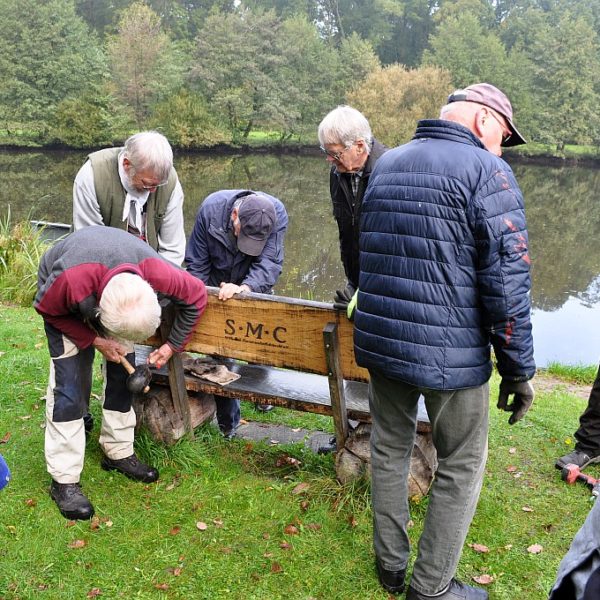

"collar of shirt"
[118, 151, 150, 230]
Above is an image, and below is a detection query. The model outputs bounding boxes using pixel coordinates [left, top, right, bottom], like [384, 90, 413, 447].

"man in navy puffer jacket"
[354, 84, 536, 599]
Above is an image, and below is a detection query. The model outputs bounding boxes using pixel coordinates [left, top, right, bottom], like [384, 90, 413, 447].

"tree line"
[0, 0, 598, 151]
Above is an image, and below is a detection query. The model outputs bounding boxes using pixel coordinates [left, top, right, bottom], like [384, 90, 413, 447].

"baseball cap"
[237, 194, 277, 256]
[447, 83, 526, 147]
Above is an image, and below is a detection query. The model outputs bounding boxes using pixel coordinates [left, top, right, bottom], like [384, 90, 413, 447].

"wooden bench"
[140, 287, 434, 491]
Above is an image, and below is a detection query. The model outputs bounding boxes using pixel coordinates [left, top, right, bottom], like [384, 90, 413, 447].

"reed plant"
[0, 212, 51, 306]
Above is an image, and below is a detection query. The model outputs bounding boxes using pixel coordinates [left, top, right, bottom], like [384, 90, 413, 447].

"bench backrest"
[169, 288, 369, 381]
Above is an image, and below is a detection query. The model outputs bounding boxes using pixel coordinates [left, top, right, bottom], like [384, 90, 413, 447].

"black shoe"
[317, 436, 337, 454]
[101, 454, 159, 483]
[555, 449, 600, 470]
[256, 404, 274, 413]
[83, 413, 94, 436]
[406, 579, 488, 599]
[50, 480, 94, 520]
[222, 427, 237, 441]
[375, 558, 405, 595]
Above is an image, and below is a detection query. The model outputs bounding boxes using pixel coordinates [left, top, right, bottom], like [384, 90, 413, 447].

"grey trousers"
[369, 370, 489, 595]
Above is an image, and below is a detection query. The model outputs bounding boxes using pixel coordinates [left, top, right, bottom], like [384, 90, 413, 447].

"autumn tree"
[347, 64, 453, 147]
[107, 1, 186, 127]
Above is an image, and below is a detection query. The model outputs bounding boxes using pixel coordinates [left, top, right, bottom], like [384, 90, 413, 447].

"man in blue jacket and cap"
[354, 83, 536, 599]
[186, 190, 288, 438]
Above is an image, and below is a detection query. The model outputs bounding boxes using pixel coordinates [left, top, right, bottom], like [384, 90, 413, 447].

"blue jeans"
[369, 370, 489, 595]
[215, 396, 240, 433]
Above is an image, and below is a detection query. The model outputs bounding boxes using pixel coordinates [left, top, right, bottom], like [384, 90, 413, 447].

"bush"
[149, 89, 232, 148]
[50, 93, 133, 148]
[347, 64, 454, 148]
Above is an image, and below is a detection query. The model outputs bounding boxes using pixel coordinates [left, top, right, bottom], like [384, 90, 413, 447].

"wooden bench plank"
[149, 289, 368, 381]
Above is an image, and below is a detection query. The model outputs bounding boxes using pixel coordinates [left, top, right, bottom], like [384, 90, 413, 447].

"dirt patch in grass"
[535, 372, 590, 400]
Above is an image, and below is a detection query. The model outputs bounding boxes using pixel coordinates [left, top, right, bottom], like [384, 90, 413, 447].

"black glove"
[333, 282, 356, 311]
[497, 379, 535, 425]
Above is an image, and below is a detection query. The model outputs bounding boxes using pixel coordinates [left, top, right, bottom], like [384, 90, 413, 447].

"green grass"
[544, 362, 597, 385]
[0, 303, 596, 599]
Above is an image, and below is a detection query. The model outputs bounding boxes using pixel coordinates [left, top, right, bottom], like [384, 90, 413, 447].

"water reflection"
[1, 149, 599, 366]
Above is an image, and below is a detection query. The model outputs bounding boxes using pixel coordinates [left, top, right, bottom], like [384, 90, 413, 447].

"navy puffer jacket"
[354, 120, 535, 390]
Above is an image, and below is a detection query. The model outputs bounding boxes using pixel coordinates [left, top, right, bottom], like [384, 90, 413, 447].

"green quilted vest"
[88, 147, 178, 252]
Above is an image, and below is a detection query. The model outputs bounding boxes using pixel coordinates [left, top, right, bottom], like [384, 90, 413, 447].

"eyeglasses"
[319, 144, 352, 162]
[488, 110, 512, 145]
[141, 179, 168, 190]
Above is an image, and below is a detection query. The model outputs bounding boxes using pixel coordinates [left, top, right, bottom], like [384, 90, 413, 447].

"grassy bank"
[0, 303, 596, 599]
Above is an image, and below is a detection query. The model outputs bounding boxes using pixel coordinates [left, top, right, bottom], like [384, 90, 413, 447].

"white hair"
[123, 131, 173, 182]
[98, 273, 161, 343]
[318, 105, 372, 151]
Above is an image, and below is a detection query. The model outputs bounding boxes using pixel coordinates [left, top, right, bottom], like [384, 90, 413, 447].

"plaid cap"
[447, 83, 526, 147]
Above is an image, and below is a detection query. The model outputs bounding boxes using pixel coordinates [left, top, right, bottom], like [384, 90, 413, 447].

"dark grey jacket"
[329, 139, 387, 288]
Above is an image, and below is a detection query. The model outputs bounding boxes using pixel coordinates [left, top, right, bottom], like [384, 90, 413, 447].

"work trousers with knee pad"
[369, 370, 489, 596]
[44, 323, 137, 483]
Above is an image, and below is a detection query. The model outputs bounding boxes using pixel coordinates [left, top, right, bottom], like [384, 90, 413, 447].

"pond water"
[1, 148, 599, 367]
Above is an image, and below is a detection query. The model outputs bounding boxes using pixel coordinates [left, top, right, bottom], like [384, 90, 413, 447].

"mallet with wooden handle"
[119, 356, 151, 394]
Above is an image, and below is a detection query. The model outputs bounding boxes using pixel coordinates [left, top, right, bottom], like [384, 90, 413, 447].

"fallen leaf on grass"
[276, 455, 301, 468]
[35, 342, 43, 350]
[300, 500, 310, 512]
[527, 544, 543, 554]
[90, 517, 101, 531]
[196, 521, 208, 531]
[262, 532, 270, 540]
[284, 524, 299, 535]
[68, 539, 87, 549]
[213, 518, 224, 528]
[506, 465, 518, 473]
[468, 543, 489, 554]
[87, 589, 102, 597]
[473, 574, 494, 585]
[279, 541, 292, 550]
[348, 515, 358, 528]
[24, 498, 37, 507]
[154, 583, 169, 590]
[509, 447, 517, 454]
[170, 526, 181, 535]
[7, 525, 16, 535]
[291, 482, 310, 495]
[270, 562, 283, 574]
[168, 567, 183, 576]
[522, 506, 534, 512]
[0, 432, 11, 444]
[306, 523, 322, 531]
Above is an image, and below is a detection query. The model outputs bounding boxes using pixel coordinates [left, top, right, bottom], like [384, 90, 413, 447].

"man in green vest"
[73, 130, 185, 267]
[73, 131, 186, 436]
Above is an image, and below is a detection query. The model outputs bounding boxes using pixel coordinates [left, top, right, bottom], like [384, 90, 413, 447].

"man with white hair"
[35, 227, 207, 520]
[355, 83, 535, 599]
[317, 106, 387, 301]
[73, 130, 185, 267]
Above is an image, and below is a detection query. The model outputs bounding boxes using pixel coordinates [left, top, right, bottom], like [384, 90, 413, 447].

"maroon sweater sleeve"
[139, 258, 207, 351]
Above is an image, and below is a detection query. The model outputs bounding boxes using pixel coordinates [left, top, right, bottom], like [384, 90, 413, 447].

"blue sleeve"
[470, 168, 536, 380]
[185, 206, 213, 283]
